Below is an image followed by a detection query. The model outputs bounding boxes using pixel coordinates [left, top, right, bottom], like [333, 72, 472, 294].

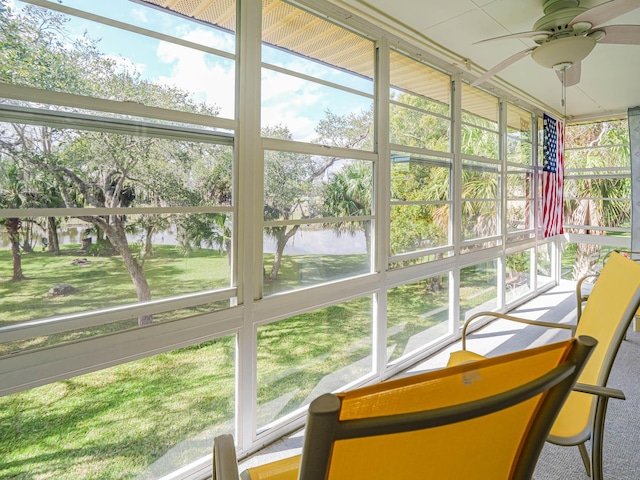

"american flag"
[542, 113, 565, 237]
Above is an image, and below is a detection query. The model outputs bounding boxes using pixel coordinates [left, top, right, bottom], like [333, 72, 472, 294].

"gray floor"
[235, 281, 640, 478]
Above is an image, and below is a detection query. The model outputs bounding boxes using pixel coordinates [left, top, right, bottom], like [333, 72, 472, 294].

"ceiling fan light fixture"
[531, 35, 596, 68]
[553, 61, 573, 70]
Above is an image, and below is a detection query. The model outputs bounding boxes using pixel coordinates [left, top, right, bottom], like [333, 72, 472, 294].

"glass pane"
[261, 70, 374, 146]
[461, 125, 499, 158]
[537, 243, 553, 287]
[260, 0, 374, 148]
[0, 301, 232, 356]
[506, 249, 532, 303]
[460, 260, 498, 325]
[507, 170, 533, 232]
[507, 103, 532, 140]
[264, 154, 372, 221]
[390, 204, 449, 255]
[389, 104, 450, 151]
[564, 178, 631, 229]
[560, 242, 620, 280]
[566, 119, 629, 149]
[0, 212, 232, 327]
[256, 297, 372, 429]
[263, 223, 371, 295]
[461, 200, 498, 240]
[387, 274, 450, 364]
[0, 123, 233, 208]
[461, 83, 499, 130]
[391, 154, 450, 202]
[461, 161, 499, 241]
[462, 161, 500, 199]
[7, 0, 236, 118]
[389, 50, 450, 116]
[389, 250, 453, 269]
[507, 137, 532, 164]
[507, 199, 532, 232]
[507, 170, 534, 199]
[0, 336, 236, 479]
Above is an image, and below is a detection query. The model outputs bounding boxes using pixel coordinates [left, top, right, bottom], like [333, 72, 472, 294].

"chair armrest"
[213, 434, 240, 480]
[576, 273, 599, 320]
[461, 311, 574, 350]
[573, 382, 626, 400]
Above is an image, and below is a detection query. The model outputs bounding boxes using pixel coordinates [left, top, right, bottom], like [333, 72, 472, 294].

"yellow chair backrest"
[239, 337, 594, 480]
[550, 251, 640, 442]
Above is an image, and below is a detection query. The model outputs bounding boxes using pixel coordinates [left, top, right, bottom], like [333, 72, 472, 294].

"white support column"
[451, 74, 462, 330]
[236, 0, 263, 452]
[629, 106, 640, 330]
[374, 38, 390, 377]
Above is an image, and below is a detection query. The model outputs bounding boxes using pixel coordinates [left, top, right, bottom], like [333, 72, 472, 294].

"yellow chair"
[450, 251, 640, 480]
[213, 336, 596, 480]
[576, 249, 640, 323]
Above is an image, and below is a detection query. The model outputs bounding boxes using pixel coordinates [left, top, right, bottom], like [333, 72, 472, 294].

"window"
[256, 296, 373, 430]
[460, 85, 501, 252]
[388, 51, 452, 266]
[386, 274, 450, 364]
[260, 2, 375, 295]
[459, 260, 498, 325]
[0, 336, 236, 479]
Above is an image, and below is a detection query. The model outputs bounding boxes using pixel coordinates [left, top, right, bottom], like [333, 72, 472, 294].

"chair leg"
[578, 443, 591, 477]
[591, 397, 610, 480]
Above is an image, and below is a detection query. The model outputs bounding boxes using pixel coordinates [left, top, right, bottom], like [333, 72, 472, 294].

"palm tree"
[0, 162, 35, 280]
[564, 120, 630, 278]
[322, 161, 373, 252]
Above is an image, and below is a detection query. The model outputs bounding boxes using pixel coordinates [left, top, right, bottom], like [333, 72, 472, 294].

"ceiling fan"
[472, 0, 640, 87]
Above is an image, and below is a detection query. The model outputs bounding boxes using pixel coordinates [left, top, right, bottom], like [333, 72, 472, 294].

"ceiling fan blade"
[592, 25, 640, 44]
[555, 62, 581, 87]
[474, 30, 553, 44]
[570, 0, 640, 29]
[471, 47, 536, 87]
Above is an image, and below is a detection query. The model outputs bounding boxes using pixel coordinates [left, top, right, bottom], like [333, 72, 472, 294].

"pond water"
[0, 225, 367, 254]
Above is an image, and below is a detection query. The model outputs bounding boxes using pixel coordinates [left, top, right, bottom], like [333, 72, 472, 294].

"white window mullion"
[375, 38, 390, 376]
[451, 74, 462, 330]
[235, 0, 263, 455]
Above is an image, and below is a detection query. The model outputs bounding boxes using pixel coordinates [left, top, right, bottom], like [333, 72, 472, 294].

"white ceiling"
[335, 0, 640, 122]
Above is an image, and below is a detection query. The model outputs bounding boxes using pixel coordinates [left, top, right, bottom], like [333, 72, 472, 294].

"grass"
[0, 246, 496, 479]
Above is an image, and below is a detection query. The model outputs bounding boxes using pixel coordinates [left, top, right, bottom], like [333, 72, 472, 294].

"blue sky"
[13, 0, 374, 142]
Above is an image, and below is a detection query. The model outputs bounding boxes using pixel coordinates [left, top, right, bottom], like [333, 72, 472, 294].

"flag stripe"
[542, 114, 564, 238]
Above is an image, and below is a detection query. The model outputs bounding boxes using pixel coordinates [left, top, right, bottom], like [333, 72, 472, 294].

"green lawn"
[0, 246, 495, 479]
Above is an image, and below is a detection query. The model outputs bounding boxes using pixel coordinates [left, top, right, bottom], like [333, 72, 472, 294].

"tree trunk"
[6, 218, 25, 281]
[100, 220, 153, 326]
[570, 198, 605, 279]
[269, 225, 299, 280]
[47, 216, 60, 255]
[143, 227, 154, 258]
[22, 221, 34, 253]
[364, 222, 371, 255]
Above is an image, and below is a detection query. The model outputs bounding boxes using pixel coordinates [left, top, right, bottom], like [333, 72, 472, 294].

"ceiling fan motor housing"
[533, 0, 588, 36]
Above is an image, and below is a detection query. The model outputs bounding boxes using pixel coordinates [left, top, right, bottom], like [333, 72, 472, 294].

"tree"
[322, 161, 373, 252]
[263, 108, 374, 281]
[263, 125, 314, 281]
[564, 120, 630, 278]
[0, 162, 38, 280]
[0, 5, 227, 324]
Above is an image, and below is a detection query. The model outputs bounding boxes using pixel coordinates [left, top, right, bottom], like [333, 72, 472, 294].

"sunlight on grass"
[0, 337, 236, 480]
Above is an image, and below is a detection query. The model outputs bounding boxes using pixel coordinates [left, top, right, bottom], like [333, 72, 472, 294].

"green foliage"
[0, 4, 230, 295]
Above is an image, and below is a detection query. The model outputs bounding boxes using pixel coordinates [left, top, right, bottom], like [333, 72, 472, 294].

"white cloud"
[156, 29, 235, 117]
[261, 69, 324, 141]
[130, 7, 150, 24]
[154, 28, 335, 136]
[106, 55, 146, 77]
